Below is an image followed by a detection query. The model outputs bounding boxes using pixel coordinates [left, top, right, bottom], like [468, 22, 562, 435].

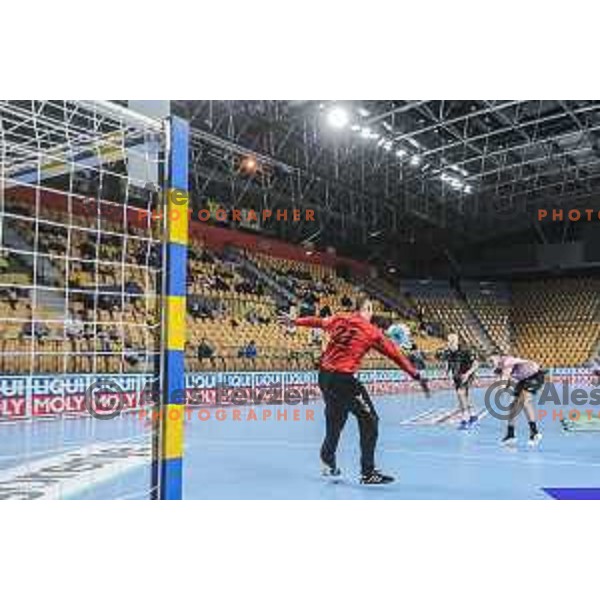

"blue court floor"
[2, 388, 600, 499]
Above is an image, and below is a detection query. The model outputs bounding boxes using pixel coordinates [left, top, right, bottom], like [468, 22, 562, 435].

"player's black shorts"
[453, 372, 475, 390]
[513, 370, 545, 396]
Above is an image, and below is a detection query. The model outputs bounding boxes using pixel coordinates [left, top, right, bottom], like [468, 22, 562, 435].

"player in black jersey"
[438, 333, 479, 430]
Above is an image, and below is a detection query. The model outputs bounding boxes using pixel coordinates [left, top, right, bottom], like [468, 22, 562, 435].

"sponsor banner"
[0, 374, 153, 420]
[551, 367, 594, 384]
[0, 368, 595, 421]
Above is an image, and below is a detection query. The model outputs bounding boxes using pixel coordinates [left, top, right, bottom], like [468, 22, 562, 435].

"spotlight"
[327, 106, 350, 129]
[241, 156, 258, 173]
[396, 149, 407, 158]
[410, 155, 421, 167]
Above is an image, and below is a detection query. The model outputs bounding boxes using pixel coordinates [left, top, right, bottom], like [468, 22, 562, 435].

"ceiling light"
[241, 156, 258, 173]
[327, 106, 350, 129]
[357, 107, 370, 117]
[410, 155, 421, 166]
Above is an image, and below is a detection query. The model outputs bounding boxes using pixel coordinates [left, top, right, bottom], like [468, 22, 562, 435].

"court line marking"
[399, 408, 439, 425]
[0, 441, 150, 500]
[183, 436, 600, 470]
[0, 431, 151, 464]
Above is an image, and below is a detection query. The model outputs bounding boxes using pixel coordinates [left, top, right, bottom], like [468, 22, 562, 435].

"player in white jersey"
[490, 354, 545, 446]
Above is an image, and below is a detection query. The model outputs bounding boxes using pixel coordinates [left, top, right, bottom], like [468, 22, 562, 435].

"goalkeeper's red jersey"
[295, 313, 418, 377]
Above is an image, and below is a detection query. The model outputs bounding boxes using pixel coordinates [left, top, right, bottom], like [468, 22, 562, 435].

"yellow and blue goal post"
[151, 116, 190, 499]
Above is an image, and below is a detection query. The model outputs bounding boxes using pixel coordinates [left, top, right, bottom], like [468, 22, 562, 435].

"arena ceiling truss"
[173, 100, 600, 263]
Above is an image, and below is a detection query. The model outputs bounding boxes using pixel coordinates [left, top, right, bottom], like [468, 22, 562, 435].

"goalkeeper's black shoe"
[360, 470, 395, 485]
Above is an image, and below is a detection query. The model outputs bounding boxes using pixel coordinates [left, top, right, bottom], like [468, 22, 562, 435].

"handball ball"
[386, 323, 412, 350]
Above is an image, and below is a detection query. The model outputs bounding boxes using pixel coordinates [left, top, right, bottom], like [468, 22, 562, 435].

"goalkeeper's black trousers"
[318, 370, 379, 475]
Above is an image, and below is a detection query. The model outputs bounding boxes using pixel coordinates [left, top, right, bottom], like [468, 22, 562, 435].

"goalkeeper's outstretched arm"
[373, 334, 431, 397]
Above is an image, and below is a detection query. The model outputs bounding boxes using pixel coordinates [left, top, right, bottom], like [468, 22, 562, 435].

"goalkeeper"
[280, 298, 430, 485]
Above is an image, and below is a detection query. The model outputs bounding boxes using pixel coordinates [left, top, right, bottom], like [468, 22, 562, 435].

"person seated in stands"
[231, 317, 240, 329]
[238, 340, 258, 360]
[0, 288, 19, 310]
[310, 327, 322, 346]
[107, 326, 120, 342]
[212, 301, 225, 320]
[189, 297, 202, 318]
[148, 245, 162, 268]
[408, 342, 427, 371]
[20, 321, 50, 340]
[125, 281, 144, 309]
[304, 290, 318, 306]
[319, 304, 332, 318]
[69, 270, 84, 288]
[81, 313, 94, 339]
[200, 249, 214, 263]
[257, 309, 270, 325]
[81, 238, 96, 261]
[198, 274, 214, 292]
[234, 280, 250, 294]
[245, 340, 258, 359]
[215, 275, 230, 292]
[64, 312, 84, 339]
[192, 297, 205, 318]
[197, 338, 215, 362]
[125, 281, 143, 296]
[299, 298, 317, 317]
[97, 326, 112, 353]
[246, 309, 259, 325]
[124, 342, 144, 367]
[341, 294, 353, 309]
[283, 306, 297, 336]
[20, 321, 33, 339]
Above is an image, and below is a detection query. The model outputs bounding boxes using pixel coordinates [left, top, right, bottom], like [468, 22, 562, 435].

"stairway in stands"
[233, 250, 297, 305]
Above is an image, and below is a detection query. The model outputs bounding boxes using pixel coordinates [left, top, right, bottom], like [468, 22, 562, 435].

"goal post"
[0, 101, 190, 500]
[152, 116, 189, 500]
